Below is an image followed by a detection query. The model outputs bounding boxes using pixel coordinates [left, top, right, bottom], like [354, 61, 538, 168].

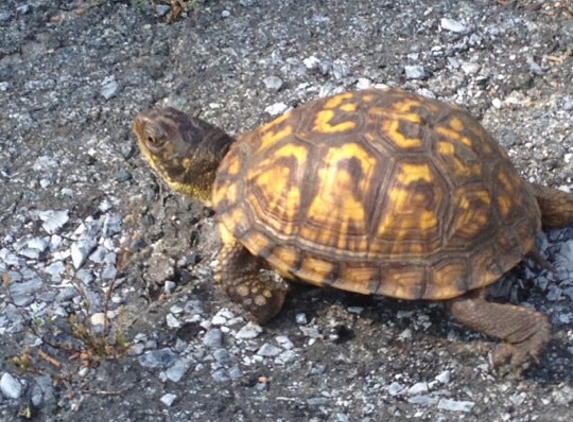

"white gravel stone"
[38, 210, 69, 234]
[440, 18, 468, 33]
[274, 349, 297, 365]
[437, 398, 475, 412]
[71, 237, 97, 269]
[264, 102, 289, 116]
[160, 393, 177, 407]
[295, 313, 308, 325]
[299, 326, 320, 338]
[491, 98, 503, 109]
[404, 65, 427, 80]
[0, 373, 22, 399]
[203, 328, 224, 348]
[263, 75, 283, 91]
[303, 55, 320, 70]
[407, 382, 429, 395]
[256, 343, 283, 357]
[235, 322, 263, 339]
[166, 314, 181, 329]
[165, 358, 191, 382]
[356, 78, 371, 90]
[101, 75, 120, 100]
[434, 370, 451, 384]
[275, 335, 294, 349]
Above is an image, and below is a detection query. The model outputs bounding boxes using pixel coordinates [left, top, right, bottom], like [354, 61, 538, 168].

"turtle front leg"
[449, 289, 551, 375]
[216, 238, 288, 323]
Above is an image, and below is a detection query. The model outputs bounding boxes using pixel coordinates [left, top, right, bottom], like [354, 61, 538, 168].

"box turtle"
[133, 87, 573, 372]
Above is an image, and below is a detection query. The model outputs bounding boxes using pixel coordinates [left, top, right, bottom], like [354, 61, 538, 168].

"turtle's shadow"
[274, 281, 572, 384]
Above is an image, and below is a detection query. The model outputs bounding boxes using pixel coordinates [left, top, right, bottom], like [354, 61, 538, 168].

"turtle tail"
[529, 183, 573, 229]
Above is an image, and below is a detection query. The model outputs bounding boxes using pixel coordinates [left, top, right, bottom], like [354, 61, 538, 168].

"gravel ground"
[1, 0, 572, 421]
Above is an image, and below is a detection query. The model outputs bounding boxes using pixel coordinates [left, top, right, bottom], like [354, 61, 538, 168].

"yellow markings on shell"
[241, 230, 271, 257]
[497, 196, 512, 217]
[323, 92, 355, 109]
[437, 141, 482, 178]
[302, 143, 373, 249]
[459, 137, 474, 148]
[382, 119, 422, 149]
[299, 255, 334, 286]
[335, 265, 377, 295]
[378, 267, 426, 299]
[258, 113, 293, 150]
[247, 143, 306, 236]
[339, 102, 358, 112]
[377, 163, 438, 238]
[435, 125, 461, 141]
[452, 189, 491, 236]
[497, 172, 516, 191]
[226, 155, 241, 175]
[396, 163, 433, 184]
[268, 246, 298, 279]
[449, 117, 464, 132]
[437, 141, 455, 156]
[312, 110, 357, 134]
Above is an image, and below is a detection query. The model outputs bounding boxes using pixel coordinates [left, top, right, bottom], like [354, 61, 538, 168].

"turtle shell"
[212, 88, 541, 300]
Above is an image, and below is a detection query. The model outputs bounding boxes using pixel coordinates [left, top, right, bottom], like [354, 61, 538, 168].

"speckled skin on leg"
[449, 289, 551, 375]
[216, 238, 288, 323]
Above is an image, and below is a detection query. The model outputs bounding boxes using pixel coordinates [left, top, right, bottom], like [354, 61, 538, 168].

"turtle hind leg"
[529, 183, 573, 229]
[449, 289, 550, 376]
[216, 238, 288, 323]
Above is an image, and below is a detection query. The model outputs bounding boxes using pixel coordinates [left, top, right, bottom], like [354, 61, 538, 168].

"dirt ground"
[0, 0, 572, 421]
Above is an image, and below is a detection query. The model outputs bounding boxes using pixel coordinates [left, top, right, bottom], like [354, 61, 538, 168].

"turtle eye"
[145, 129, 166, 150]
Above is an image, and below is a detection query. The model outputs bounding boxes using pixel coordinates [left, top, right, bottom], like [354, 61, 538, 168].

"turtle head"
[133, 107, 234, 207]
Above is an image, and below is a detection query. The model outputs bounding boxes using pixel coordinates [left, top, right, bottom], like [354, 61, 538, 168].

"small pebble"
[256, 343, 283, 357]
[404, 65, 427, 80]
[165, 358, 191, 382]
[160, 393, 177, 407]
[437, 398, 475, 412]
[101, 75, 121, 100]
[235, 322, 262, 339]
[435, 370, 451, 384]
[38, 210, 69, 234]
[203, 328, 224, 348]
[264, 102, 289, 116]
[263, 76, 283, 91]
[0, 373, 22, 399]
[440, 18, 468, 33]
[138, 348, 177, 369]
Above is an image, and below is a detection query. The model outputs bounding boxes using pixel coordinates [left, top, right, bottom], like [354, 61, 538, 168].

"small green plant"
[2, 219, 141, 395]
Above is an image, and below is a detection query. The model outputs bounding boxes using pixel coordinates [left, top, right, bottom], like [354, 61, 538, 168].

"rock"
[235, 322, 262, 339]
[295, 313, 308, 325]
[71, 237, 97, 269]
[264, 102, 289, 116]
[406, 382, 429, 395]
[0, 373, 22, 399]
[263, 76, 283, 91]
[256, 343, 282, 357]
[138, 348, 178, 369]
[437, 398, 475, 412]
[155, 4, 171, 17]
[160, 393, 177, 407]
[213, 348, 233, 366]
[165, 358, 191, 382]
[38, 210, 69, 234]
[440, 18, 468, 33]
[434, 370, 451, 384]
[274, 349, 296, 365]
[404, 65, 427, 80]
[203, 328, 224, 348]
[101, 75, 121, 100]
